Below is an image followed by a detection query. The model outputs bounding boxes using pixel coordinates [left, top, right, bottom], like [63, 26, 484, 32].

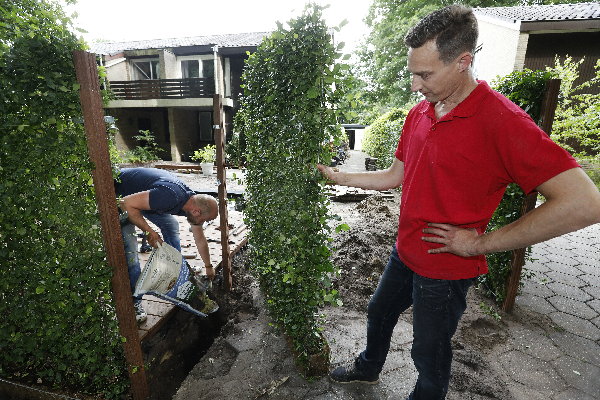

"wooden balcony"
[109, 78, 215, 100]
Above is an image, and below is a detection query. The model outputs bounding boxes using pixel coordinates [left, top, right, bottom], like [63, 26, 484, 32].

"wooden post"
[73, 51, 149, 399]
[502, 79, 561, 313]
[213, 94, 232, 290]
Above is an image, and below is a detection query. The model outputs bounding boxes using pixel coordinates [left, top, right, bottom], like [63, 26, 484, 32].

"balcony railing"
[109, 78, 215, 100]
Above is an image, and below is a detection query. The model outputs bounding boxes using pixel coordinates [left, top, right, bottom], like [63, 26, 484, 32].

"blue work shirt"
[115, 168, 195, 216]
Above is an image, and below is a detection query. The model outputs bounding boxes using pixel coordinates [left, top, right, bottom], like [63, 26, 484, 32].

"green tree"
[0, 1, 127, 397]
[362, 108, 409, 169]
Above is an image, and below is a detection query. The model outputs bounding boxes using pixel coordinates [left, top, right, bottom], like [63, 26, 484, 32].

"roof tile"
[474, 2, 600, 23]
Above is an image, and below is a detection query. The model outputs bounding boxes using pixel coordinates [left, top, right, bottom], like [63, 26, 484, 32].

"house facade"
[91, 32, 268, 162]
[473, 2, 600, 93]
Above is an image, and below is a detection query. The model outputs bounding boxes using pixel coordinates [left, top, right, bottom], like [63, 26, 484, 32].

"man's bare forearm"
[317, 158, 404, 191]
[424, 168, 600, 257]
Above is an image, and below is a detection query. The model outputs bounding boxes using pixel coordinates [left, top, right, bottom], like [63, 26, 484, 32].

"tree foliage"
[236, 4, 347, 372]
[0, 1, 128, 397]
[550, 56, 600, 157]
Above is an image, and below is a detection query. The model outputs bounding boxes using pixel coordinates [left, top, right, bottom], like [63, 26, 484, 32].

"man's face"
[407, 40, 461, 103]
[185, 203, 217, 226]
[186, 213, 206, 226]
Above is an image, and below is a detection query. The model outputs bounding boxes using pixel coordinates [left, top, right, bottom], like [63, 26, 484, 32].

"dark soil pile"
[329, 193, 400, 311]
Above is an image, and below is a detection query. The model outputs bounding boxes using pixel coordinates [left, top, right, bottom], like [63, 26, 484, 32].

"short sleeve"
[496, 114, 579, 194]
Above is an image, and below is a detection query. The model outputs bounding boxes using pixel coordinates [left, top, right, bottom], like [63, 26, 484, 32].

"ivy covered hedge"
[236, 4, 347, 373]
[0, 1, 127, 398]
[362, 107, 408, 169]
[481, 69, 553, 304]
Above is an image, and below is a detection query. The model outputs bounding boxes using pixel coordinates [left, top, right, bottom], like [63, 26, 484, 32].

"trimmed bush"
[362, 108, 408, 169]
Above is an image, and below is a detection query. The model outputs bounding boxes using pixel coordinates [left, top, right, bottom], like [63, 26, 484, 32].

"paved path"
[509, 224, 600, 399]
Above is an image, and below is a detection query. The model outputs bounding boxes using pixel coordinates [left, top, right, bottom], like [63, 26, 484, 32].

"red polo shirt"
[395, 81, 579, 280]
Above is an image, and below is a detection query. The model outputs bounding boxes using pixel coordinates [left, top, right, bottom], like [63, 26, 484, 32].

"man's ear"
[457, 52, 473, 72]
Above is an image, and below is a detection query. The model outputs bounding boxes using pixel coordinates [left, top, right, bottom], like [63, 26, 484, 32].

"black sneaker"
[330, 360, 379, 384]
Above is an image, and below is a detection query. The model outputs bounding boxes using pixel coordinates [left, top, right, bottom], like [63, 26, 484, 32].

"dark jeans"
[357, 246, 474, 400]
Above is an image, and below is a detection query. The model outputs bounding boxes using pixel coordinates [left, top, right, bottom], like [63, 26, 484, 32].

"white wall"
[354, 129, 365, 151]
[161, 49, 178, 79]
[105, 58, 128, 81]
[473, 15, 523, 84]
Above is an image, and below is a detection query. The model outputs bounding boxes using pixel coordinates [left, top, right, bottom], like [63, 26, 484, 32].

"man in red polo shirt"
[318, 5, 600, 399]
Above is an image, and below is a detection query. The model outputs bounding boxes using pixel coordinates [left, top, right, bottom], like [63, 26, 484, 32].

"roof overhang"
[521, 19, 600, 32]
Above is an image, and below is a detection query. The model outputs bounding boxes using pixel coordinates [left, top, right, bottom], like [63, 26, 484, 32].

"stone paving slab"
[516, 222, 600, 397]
[547, 295, 597, 319]
[551, 355, 600, 398]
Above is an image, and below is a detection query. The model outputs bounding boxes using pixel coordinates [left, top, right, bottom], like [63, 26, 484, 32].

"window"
[132, 59, 160, 80]
[180, 58, 214, 79]
[199, 111, 213, 141]
[202, 59, 214, 79]
[181, 60, 200, 78]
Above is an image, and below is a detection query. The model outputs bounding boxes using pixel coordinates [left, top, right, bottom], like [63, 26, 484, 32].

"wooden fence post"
[213, 94, 232, 290]
[502, 78, 561, 313]
[73, 50, 149, 399]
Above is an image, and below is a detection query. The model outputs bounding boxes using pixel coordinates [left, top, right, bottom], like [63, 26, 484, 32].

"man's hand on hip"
[422, 223, 482, 257]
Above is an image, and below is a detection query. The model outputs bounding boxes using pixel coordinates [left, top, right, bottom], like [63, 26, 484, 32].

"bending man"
[115, 167, 219, 322]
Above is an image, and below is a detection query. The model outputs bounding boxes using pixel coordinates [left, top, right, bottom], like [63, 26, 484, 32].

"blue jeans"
[121, 212, 181, 299]
[357, 247, 474, 399]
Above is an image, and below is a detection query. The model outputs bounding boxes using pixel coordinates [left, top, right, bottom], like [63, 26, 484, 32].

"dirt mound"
[330, 193, 400, 310]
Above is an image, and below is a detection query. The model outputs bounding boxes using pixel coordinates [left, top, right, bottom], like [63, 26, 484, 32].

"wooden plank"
[214, 94, 232, 290]
[73, 51, 149, 399]
[153, 164, 202, 171]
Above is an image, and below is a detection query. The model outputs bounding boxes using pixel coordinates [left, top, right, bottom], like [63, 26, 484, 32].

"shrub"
[550, 56, 600, 157]
[236, 4, 347, 373]
[123, 129, 163, 163]
[362, 108, 408, 169]
[226, 132, 244, 167]
[0, 1, 127, 397]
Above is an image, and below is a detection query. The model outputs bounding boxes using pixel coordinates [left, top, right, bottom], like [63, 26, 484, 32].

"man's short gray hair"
[404, 5, 478, 64]
[192, 194, 218, 218]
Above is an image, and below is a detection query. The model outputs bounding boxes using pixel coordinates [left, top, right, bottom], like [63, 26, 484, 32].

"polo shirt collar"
[423, 80, 490, 120]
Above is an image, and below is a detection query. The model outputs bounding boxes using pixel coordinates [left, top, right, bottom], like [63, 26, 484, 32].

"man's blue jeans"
[121, 212, 181, 298]
[357, 246, 474, 399]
